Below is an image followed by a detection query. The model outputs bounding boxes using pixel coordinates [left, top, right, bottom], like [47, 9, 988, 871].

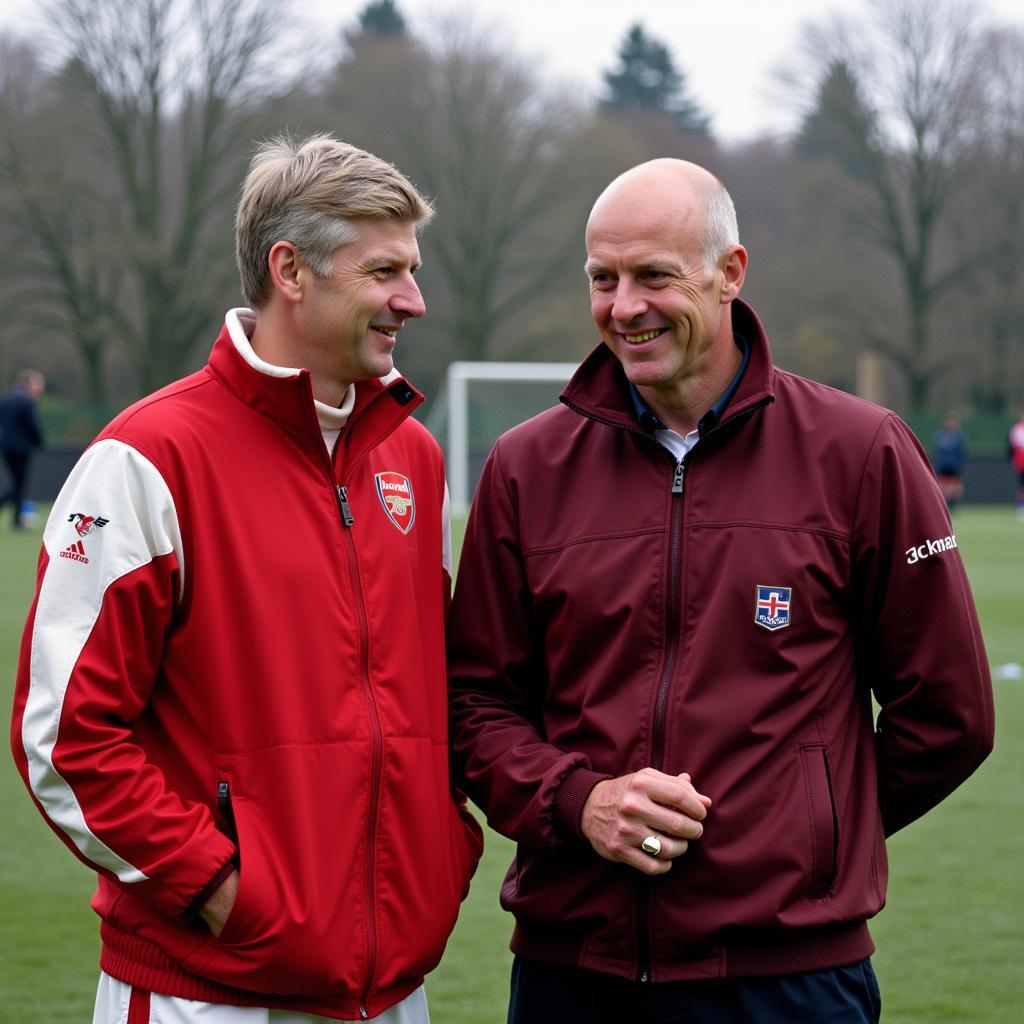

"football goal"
[425, 361, 579, 516]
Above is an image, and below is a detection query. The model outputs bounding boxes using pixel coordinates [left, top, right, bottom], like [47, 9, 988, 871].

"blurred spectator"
[0, 369, 45, 529]
[932, 415, 966, 512]
[1010, 411, 1024, 523]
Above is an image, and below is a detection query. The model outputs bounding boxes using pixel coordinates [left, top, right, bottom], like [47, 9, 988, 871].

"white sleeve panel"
[22, 439, 184, 884]
[442, 480, 452, 578]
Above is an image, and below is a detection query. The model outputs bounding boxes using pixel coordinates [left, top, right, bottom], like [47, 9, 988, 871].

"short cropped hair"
[235, 134, 434, 308]
[695, 177, 740, 276]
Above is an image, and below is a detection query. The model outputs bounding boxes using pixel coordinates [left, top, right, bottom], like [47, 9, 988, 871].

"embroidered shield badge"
[375, 472, 416, 534]
[755, 585, 792, 631]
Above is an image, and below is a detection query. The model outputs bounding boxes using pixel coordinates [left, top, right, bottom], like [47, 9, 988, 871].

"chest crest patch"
[755, 585, 792, 631]
[375, 471, 416, 534]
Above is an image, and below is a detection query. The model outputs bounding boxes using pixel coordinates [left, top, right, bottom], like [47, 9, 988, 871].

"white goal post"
[428, 361, 579, 516]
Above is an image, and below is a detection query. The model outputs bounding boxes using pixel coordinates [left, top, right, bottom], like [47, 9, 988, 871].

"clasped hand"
[581, 768, 712, 876]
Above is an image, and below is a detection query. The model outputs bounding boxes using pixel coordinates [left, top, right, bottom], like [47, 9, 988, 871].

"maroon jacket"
[448, 299, 993, 982]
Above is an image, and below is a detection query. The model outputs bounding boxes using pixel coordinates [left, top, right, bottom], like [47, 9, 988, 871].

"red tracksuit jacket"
[12, 311, 482, 1019]
[448, 299, 993, 983]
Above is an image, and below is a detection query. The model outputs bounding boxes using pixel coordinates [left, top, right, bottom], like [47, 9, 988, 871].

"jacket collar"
[560, 298, 775, 434]
[206, 309, 423, 460]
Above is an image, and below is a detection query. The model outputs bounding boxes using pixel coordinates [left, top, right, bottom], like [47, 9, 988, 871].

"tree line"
[1, 0, 1021, 443]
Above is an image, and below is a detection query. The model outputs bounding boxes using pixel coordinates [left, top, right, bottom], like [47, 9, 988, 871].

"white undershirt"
[654, 425, 701, 464]
[225, 308, 360, 453]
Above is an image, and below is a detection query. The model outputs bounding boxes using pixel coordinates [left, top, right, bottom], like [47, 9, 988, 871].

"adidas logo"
[59, 540, 90, 564]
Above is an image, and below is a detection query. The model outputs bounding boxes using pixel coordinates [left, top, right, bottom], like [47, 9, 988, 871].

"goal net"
[424, 361, 578, 516]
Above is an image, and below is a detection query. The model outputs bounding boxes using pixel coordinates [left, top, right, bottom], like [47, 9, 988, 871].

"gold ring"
[641, 835, 662, 857]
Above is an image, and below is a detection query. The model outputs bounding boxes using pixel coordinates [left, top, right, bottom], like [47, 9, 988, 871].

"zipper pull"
[671, 461, 684, 494]
[216, 781, 237, 839]
[336, 485, 355, 527]
[639, 967, 649, 983]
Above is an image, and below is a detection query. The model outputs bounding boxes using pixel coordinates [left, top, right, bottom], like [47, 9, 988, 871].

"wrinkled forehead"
[338, 217, 422, 263]
[585, 178, 704, 260]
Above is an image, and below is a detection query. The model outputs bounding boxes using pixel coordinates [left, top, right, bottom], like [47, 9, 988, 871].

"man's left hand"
[198, 869, 239, 936]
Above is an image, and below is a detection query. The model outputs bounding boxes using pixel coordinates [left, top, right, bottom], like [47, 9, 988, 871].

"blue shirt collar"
[628, 333, 749, 436]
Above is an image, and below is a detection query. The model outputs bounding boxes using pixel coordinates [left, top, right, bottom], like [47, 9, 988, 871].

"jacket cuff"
[552, 767, 611, 842]
[183, 852, 239, 918]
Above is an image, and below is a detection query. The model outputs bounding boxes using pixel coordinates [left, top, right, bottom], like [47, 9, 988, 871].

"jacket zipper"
[562, 392, 771, 982]
[332, 482, 383, 1020]
[559, 395, 691, 983]
[336, 485, 355, 526]
[652, 459, 686, 767]
[637, 455, 687, 983]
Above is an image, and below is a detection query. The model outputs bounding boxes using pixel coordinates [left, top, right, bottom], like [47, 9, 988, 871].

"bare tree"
[415, 24, 600, 363]
[0, 34, 120, 412]
[4, 0, 294, 403]
[964, 26, 1024, 414]
[316, 15, 623, 393]
[788, 0, 988, 411]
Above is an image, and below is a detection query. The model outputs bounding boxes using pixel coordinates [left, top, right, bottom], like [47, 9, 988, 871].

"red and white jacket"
[11, 310, 482, 1020]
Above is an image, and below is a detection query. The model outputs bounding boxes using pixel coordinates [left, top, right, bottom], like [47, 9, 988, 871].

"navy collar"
[628, 333, 750, 436]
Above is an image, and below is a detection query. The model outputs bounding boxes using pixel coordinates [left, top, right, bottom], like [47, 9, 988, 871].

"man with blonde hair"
[13, 134, 481, 1023]
[448, 158, 993, 1022]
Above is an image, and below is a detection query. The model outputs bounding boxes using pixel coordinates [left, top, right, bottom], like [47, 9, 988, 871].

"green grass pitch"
[1, 506, 1021, 1022]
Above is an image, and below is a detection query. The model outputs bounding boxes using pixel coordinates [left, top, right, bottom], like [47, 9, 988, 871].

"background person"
[448, 158, 994, 1024]
[12, 134, 481, 1024]
[931, 415, 967, 511]
[1010, 410, 1024, 522]
[0, 368, 45, 529]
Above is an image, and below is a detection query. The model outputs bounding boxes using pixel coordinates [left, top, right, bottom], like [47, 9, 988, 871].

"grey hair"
[235, 133, 434, 308]
[696, 177, 740, 276]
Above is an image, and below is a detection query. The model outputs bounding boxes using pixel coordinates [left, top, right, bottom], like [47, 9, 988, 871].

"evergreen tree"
[602, 23, 711, 138]
[355, 0, 406, 41]
[795, 59, 879, 180]
[343, 1, 408, 60]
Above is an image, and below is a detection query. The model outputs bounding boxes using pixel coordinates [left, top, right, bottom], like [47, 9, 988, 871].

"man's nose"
[609, 283, 647, 324]
[392, 277, 426, 320]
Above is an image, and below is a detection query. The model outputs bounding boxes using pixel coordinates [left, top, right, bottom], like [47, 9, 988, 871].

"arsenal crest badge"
[375, 472, 416, 534]
[755, 585, 792, 632]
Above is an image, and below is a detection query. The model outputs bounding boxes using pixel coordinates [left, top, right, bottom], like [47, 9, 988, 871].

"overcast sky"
[2, 0, 1023, 142]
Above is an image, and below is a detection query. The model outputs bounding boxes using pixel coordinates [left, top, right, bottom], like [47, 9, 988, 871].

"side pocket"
[500, 845, 524, 907]
[216, 780, 237, 842]
[180, 779, 250, 977]
[208, 793, 261, 948]
[800, 744, 839, 898]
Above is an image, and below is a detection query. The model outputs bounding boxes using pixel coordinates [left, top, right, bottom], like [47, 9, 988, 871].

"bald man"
[447, 160, 993, 1023]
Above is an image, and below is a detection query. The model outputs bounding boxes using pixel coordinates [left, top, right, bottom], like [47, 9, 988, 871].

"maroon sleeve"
[852, 415, 994, 835]
[447, 442, 606, 847]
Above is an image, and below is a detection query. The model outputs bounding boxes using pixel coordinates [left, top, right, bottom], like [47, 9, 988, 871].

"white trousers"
[92, 972, 430, 1024]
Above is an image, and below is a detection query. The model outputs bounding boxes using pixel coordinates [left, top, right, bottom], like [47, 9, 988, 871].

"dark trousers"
[0, 450, 30, 527]
[508, 956, 881, 1024]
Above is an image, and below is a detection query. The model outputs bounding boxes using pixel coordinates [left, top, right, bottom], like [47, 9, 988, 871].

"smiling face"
[585, 163, 746, 424]
[300, 217, 425, 390]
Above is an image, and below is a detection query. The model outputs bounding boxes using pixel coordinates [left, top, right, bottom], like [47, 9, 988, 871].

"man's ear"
[267, 241, 305, 303]
[719, 245, 748, 304]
